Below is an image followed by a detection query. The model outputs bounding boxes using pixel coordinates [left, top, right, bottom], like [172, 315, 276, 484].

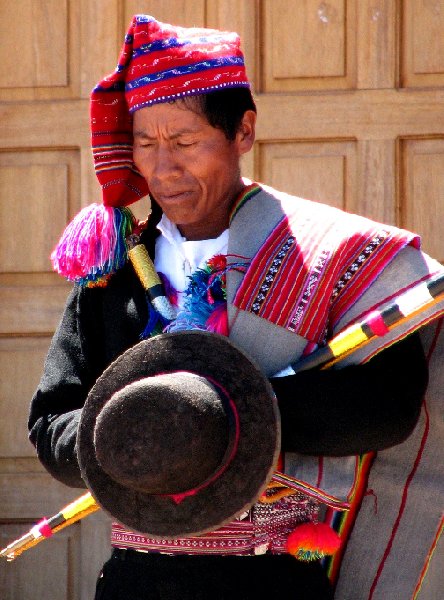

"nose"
[151, 145, 181, 182]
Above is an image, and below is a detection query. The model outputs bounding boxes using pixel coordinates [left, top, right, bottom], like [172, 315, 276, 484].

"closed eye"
[134, 137, 156, 148]
[177, 140, 197, 147]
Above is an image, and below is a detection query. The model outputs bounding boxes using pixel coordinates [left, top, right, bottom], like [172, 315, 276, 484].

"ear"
[236, 110, 256, 155]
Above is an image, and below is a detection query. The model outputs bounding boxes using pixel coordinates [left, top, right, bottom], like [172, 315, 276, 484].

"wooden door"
[1, 1, 443, 598]
[0, 2, 120, 598]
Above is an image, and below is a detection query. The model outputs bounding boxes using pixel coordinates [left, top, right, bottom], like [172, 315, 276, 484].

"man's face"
[133, 100, 255, 240]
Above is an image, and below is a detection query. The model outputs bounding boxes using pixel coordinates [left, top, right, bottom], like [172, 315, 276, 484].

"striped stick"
[126, 234, 177, 322]
[3, 271, 444, 561]
[0, 493, 98, 561]
[296, 270, 444, 372]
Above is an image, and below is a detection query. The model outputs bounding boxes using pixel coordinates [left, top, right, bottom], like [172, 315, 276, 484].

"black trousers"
[94, 548, 334, 600]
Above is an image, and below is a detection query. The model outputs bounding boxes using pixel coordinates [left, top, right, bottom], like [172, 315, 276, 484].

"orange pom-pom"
[286, 522, 341, 562]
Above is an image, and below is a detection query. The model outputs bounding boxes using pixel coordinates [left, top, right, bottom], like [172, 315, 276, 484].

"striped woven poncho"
[225, 182, 444, 597]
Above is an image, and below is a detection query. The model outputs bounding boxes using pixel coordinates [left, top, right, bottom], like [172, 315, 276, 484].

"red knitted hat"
[91, 14, 250, 208]
[51, 15, 250, 284]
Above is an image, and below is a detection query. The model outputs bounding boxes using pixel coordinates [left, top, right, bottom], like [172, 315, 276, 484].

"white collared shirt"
[154, 214, 229, 310]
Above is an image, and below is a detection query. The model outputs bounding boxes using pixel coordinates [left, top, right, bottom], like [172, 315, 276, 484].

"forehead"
[132, 99, 208, 134]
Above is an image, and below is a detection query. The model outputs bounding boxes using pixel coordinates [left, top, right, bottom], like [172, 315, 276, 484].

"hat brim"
[77, 331, 280, 537]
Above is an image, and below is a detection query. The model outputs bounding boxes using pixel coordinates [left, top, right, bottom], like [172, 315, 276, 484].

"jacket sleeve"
[271, 332, 428, 456]
[28, 286, 105, 488]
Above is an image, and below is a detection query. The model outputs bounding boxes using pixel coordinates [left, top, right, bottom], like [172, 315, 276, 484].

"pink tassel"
[205, 304, 229, 336]
[51, 204, 133, 285]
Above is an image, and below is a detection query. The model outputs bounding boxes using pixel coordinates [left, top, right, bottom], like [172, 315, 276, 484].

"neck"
[179, 221, 228, 241]
[178, 180, 246, 241]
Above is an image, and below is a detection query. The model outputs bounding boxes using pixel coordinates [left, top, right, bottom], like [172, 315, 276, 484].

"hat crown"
[78, 331, 280, 538]
[93, 372, 231, 494]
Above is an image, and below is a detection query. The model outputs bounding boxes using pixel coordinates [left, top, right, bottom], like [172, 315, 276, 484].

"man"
[29, 15, 443, 599]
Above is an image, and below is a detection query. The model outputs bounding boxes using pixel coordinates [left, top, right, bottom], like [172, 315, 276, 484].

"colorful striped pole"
[0, 493, 98, 561]
[296, 270, 444, 372]
[2, 271, 444, 561]
[126, 234, 177, 322]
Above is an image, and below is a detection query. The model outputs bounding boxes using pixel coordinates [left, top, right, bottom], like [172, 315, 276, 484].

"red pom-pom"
[286, 522, 341, 561]
[207, 254, 227, 271]
[206, 304, 229, 336]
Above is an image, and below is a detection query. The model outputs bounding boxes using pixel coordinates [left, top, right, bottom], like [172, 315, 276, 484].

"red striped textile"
[111, 490, 319, 556]
[270, 471, 352, 510]
[233, 199, 419, 344]
[324, 453, 375, 585]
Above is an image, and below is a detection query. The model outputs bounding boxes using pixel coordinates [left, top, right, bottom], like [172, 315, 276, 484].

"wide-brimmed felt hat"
[77, 331, 280, 537]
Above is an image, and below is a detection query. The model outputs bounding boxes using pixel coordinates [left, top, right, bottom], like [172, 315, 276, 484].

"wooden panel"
[259, 140, 357, 210]
[0, 464, 112, 598]
[0, 275, 71, 336]
[0, 468, 79, 600]
[79, 0, 121, 98]
[0, 338, 52, 457]
[0, 101, 90, 149]
[0, 165, 66, 272]
[0, 100, 109, 222]
[261, 0, 356, 91]
[0, 150, 80, 274]
[123, 0, 205, 29]
[355, 139, 396, 223]
[241, 147, 256, 183]
[255, 89, 444, 141]
[3, 89, 443, 149]
[400, 138, 444, 261]
[0, 0, 79, 101]
[357, 0, 397, 89]
[0, 469, 84, 520]
[0, 1, 68, 88]
[0, 523, 80, 600]
[206, 0, 259, 90]
[0, 467, 111, 600]
[0, 514, 110, 600]
[402, 0, 444, 87]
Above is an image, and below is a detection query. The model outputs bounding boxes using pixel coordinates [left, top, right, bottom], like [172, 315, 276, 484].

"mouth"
[154, 190, 194, 204]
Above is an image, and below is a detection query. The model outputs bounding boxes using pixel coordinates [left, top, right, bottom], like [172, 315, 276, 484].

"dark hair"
[182, 88, 257, 141]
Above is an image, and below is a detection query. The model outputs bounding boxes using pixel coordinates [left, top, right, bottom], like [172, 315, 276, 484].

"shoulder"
[239, 182, 383, 238]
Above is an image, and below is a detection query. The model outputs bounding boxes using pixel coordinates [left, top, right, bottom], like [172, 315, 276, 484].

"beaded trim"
[129, 81, 251, 113]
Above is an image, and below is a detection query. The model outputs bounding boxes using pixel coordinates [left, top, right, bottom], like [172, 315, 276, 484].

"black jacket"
[28, 226, 428, 489]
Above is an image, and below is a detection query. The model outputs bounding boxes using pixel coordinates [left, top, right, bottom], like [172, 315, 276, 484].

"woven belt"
[111, 491, 319, 556]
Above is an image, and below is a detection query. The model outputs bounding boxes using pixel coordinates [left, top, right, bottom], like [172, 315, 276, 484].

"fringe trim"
[51, 204, 135, 286]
